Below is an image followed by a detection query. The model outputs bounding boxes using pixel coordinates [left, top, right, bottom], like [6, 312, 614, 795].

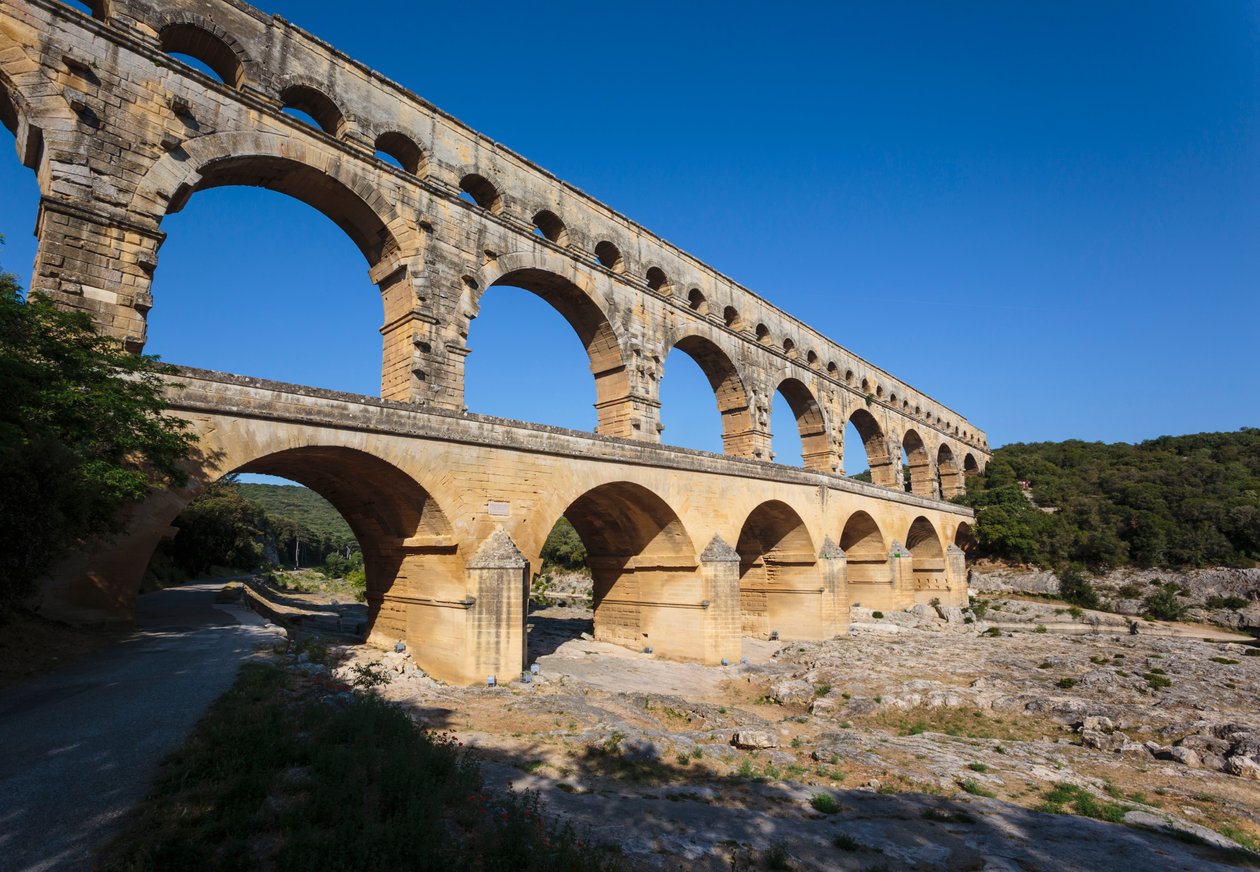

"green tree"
[165, 476, 266, 576]
[1142, 581, 1187, 622]
[1057, 565, 1100, 610]
[0, 247, 196, 612]
[540, 517, 587, 571]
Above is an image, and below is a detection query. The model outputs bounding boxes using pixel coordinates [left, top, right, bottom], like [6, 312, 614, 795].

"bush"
[1205, 595, 1249, 611]
[982, 627, 1002, 637]
[969, 597, 989, 620]
[1142, 582, 1187, 622]
[540, 517, 587, 571]
[871, 611, 884, 619]
[1058, 566, 1100, 610]
[1056, 677, 1077, 689]
[1143, 672, 1172, 689]
[810, 792, 842, 814]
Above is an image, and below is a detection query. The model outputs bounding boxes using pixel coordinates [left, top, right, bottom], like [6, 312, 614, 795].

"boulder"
[1168, 747, 1200, 768]
[731, 730, 778, 750]
[1080, 715, 1115, 734]
[769, 679, 814, 706]
[935, 605, 966, 624]
[1118, 742, 1150, 758]
[1224, 756, 1260, 780]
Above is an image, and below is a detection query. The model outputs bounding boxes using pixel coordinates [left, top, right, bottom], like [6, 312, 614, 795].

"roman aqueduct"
[2, 0, 991, 683]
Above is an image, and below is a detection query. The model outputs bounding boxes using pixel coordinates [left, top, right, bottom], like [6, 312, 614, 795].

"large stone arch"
[664, 332, 755, 457]
[840, 509, 895, 608]
[775, 377, 835, 472]
[938, 443, 964, 498]
[469, 251, 633, 437]
[127, 131, 426, 397]
[736, 500, 834, 640]
[847, 408, 897, 488]
[901, 428, 933, 497]
[553, 481, 701, 659]
[0, 30, 73, 174]
[905, 516, 947, 605]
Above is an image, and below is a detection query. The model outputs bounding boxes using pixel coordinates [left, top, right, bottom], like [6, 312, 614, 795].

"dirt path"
[0, 583, 284, 872]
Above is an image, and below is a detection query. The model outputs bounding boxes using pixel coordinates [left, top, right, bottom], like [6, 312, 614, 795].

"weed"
[810, 792, 842, 814]
[1037, 661, 1053, 669]
[1039, 783, 1128, 823]
[791, 736, 802, 749]
[603, 730, 625, 753]
[871, 611, 884, 619]
[1245, 649, 1260, 658]
[764, 839, 792, 870]
[904, 723, 927, 736]
[1056, 677, 1077, 689]
[1034, 625, 1047, 634]
[815, 683, 832, 697]
[922, 807, 975, 824]
[1210, 657, 1240, 665]
[691, 747, 704, 760]
[754, 695, 777, 705]
[873, 695, 883, 704]
[832, 832, 860, 851]
[982, 627, 1002, 638]
[1067, 606, 1084, 620]
[959, 779, 995, 798]
[1144, 672, 1173, 689]
[968, 762, 989, 772]
[841, 691, 852, 700]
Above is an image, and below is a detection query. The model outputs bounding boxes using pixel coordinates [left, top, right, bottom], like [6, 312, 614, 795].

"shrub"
[1117, 583, 1144, 599]
[969, 597, 989, 620]
[982, 627, 1002, 638]
[1205, 595, 1249, 611]
[1056, 677, 1077, 689]
[814, 683, 832, 697]
[832, 832, 860, 851]
[871, 611, 884, 619]
[1143, 672, 1172, 689]
[810, 792, 842, 814]
[959, 779, 995, 798]
[1142, 582, 1187, 621]
[1209, 656, 1239, 665]
[968, 762, 989, 772]
[1034, 624, 1047, 634]
[1037, 661, 1053, 669]
[1058, 566, 1100, 610]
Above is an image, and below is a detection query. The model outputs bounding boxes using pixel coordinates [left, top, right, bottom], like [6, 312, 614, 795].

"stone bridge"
[3, 0, 991, 683]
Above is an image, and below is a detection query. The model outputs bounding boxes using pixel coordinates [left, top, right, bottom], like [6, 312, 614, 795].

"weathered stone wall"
[1, 0, 991, 496]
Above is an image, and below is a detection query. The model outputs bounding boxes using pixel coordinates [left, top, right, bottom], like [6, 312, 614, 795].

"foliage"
[1141, 582, 1188, 621]
[810, 792, 842, 814]
[238, 483, 355, 541]
[957, 430, 1260, 571]
[541, 516, 587, 571]
[99, 663, 617, 871]
[1038, 783, 1129, 822]
[160, 476, 267, 577]
[1058, 565, 1100, 610]
[0, 254, 195, 611]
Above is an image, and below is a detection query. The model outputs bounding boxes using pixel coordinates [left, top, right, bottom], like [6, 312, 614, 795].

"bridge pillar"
[698, 536, 743, 665]
[908, 458, 937, 498]
[945, 544, 969, 607]
[939, 464, 965, 499]
[818, 538, 850, 639]
[462, 529, 530, 685]
[28, 197, 161, 352]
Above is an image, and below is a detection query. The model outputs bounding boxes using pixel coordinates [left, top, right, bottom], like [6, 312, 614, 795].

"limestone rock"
[1168, 746, 1200, 768]
[731, 730, 778, 750]
[1224, 756, 1260, 780]
[769, 680, 814, 706]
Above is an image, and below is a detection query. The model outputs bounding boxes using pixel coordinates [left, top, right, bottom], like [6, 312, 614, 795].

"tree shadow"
[526, 606, 593, 662]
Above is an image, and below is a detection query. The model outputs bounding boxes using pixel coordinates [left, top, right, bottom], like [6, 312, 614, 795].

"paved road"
[0, 583, 284, 872]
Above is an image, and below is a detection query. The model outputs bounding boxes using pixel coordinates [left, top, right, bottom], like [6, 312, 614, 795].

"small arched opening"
[158, 23, 245, 88]
[458, 173, 502, 213]
[374, 131, 424, 175]
[279, 85, 345, 138]
[594, 240, 623, 272]
[646, 266, 671, 296]
[531, 209, 568, 245]
[723, 306, 742, 330]
[687, 288, 707, 314]
[736, 501, 821, 639]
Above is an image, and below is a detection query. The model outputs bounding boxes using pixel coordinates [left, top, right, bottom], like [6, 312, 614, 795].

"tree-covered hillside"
[238, 483, 354, 540]
[959, 429, 1260, 571]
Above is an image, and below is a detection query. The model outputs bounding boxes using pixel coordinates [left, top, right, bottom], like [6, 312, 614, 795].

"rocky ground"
[260, 583, 1260, 871]
[970, 564, 1260, 631]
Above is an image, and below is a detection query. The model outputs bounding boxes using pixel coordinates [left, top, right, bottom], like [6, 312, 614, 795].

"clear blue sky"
[2, 0, 1257, 470]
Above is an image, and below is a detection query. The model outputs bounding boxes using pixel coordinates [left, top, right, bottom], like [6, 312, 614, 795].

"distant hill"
[959, 429, 1260, 571]
[238, 483, 354, 541]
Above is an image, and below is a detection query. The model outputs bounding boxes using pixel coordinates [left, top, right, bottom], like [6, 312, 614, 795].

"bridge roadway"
[45, 368, 975, 685]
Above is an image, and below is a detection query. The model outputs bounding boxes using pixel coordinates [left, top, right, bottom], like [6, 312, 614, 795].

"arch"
[470, 254, 630, 436]
[181, 154, 400, 265]
[558, 482, 698, 656]
[279, 84, 345, 137]
[667, 334, 753, 456]
[782, 337, 796, 358]
[954, 522, 977, 554]
[906, 516, 947, 603]
[722, 305, 742, 330]
[736, 500, 821, 638]
[531, 209, 568, 245]
[755, 323, 771, 345]
[964, 453, 980, 477]
[645, 266, 671, 295]
[840, 510, 888, 588]
[847, 408, 895, 488]
[141, 444, 456, 667]
[374, 131, 424, 175]
[901, 429, 933, 496]
[806, 350, 819, 369]
[686, 288, 707, 314]
[58, 0, 106, 18]
[459, 173, 502, 213]
[594, 240, 623, 272]
[775, 378, 831, 470]
[0, 68, 46, 170]
[159, 22, 245, 88]
[937, 443, 964, 498]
